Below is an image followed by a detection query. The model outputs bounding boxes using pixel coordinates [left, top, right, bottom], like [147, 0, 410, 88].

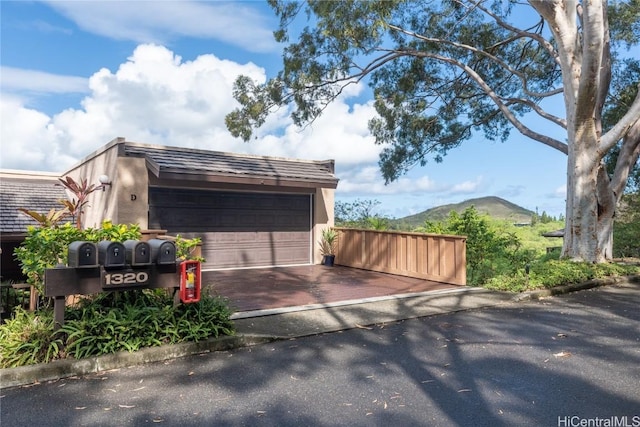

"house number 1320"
[104, 271, 149, 286]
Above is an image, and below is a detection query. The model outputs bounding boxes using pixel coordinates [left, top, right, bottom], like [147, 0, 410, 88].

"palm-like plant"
[58, 176, 101, 229]
[318, 228, 338, 256]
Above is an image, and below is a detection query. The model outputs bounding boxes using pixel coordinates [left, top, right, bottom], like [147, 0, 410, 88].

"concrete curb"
[1, 334, 275, 390]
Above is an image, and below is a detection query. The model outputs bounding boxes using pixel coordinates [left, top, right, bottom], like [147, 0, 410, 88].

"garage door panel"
[149, 189, 311, 269]
[152, 208, 308, 232]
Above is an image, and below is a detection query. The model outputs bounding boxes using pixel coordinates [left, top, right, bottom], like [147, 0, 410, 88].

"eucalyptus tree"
[225, 0, 640, 263]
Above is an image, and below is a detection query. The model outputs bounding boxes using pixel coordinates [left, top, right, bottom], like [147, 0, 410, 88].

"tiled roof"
[124, 142, 339, 187]
[0, 175, 67, 233]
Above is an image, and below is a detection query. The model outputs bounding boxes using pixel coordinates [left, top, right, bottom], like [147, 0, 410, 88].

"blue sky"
[1, 0, 569, 219]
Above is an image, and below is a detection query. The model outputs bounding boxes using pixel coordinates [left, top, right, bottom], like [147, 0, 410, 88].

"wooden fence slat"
[335, 228, 466, 286]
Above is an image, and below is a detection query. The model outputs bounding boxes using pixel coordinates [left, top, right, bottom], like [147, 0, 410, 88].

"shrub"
[484, 260, 640, 292]
[0, 290, 235, 368]
[418, 207, 532, 286]
[61, 290, 234, 359]
[613, 192, 640, 258]
[174, 234, 205, 262]
[0, 307, 63, 368]
[14, 220, 140, 295]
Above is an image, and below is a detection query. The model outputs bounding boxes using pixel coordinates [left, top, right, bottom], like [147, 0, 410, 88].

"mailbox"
[148, 239, 177, 265]
[124, 240, 152, 266]
[98, 241, 126, 268]
[68, 241, 98, 268]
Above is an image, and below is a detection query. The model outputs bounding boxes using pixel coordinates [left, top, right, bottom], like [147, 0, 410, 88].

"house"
[0, 170, 68, 281]
[1, 137, 339, 274]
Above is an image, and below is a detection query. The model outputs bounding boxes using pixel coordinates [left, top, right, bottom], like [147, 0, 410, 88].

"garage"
[56, 138, 338, 269]
[149, 187, 312, 269]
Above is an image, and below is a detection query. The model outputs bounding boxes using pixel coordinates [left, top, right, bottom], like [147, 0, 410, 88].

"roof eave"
[156, 170, 339, 189]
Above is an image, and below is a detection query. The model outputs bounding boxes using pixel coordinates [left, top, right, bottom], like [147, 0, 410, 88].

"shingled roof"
[0, 171, 67, 234]
[123, 142, 339, 188]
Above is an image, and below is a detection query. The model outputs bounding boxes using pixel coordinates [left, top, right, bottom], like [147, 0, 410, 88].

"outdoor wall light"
[98, 174, 112, 191]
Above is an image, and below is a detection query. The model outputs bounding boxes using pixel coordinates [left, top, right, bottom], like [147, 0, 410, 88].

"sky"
[0, 0, 570, 219]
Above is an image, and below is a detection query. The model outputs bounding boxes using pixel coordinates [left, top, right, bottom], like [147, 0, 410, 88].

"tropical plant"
[17, 207, 69, 227]
[57, 176, 103, 230]
[318, 228, 338, 256]
[0, 290, 235, 368]
[225, 0, 640, 264]
[0, 307, 63, 368]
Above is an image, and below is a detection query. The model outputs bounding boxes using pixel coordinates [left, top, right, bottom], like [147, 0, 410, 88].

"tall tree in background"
[226, 0, 640, 263]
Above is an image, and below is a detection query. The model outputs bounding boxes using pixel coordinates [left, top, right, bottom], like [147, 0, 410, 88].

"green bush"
[3, 219, 230, 369]
[418, 207, 533, 286]
[412, 206, 640, 290]
[613, 192, 640, 258]
[174, 234, 205, 262]
[14, 220, 141, 295]
[484, 260, 640, 292]
[0, 290, 235, 368]
[614, 221, 640, 258]
[0, 307, 63, 367]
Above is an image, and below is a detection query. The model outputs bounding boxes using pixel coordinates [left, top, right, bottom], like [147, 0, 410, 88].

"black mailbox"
[98, 241, 126, 268]
[68, 241, 98, 268]
[124, 240, 152, 266]
[148, 239, 177, 265]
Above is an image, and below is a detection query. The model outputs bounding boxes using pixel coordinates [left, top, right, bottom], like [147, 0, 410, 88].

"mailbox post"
[45, 240, 185, 328]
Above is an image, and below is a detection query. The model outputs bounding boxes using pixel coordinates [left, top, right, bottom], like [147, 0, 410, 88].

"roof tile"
[124, 143, 338, 186]
[0, 178, 67, 233]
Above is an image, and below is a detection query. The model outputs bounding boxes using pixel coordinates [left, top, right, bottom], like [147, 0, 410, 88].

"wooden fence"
[335, 228, 466, 286]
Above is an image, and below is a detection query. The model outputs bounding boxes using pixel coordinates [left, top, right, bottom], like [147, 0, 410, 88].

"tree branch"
[502, 97, 567, 128]
[611, 122, 640, 199]
[402, 48, 568, 154]
[473, 0, 561, 68]
[387, 24, 562, 99]
[600, 84, 640, 153]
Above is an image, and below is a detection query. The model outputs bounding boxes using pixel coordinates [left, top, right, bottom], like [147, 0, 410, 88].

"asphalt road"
[1, 283, 639, 427]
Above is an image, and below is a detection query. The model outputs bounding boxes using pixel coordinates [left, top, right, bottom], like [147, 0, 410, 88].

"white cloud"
[0, 44, 380, 173]
[1, 66, 89, 93]
[450, 176, 485, 193]
[0, 95, 76, 170]
[42, 0, 278, 53]
[1, 43, 496, 218]
[551, 185, 567, 199]
[17, 19, 73, 35]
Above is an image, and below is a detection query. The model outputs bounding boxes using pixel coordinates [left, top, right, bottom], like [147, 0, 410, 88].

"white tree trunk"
[533, 0, 625, 263]
[563, 119, 605, 262]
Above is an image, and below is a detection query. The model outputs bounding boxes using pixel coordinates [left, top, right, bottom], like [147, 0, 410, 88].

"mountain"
[393, 196, 534, 227]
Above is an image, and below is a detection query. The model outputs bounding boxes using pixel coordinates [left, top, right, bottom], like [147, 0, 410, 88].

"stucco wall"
[313, 187, 335, 264]
[64, 143, 120, 229]
[116, 157, 149, 227]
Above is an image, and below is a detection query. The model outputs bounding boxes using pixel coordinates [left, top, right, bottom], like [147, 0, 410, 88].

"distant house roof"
[0, 170, 66, 235]
[122, 141, 339, 188]
[542, 229, 565, 238]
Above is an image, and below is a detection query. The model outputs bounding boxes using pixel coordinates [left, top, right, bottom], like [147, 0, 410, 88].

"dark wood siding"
[148, 188, 311, 269]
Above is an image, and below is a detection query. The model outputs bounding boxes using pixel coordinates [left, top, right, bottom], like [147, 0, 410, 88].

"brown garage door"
[148, 188, 312, 269]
